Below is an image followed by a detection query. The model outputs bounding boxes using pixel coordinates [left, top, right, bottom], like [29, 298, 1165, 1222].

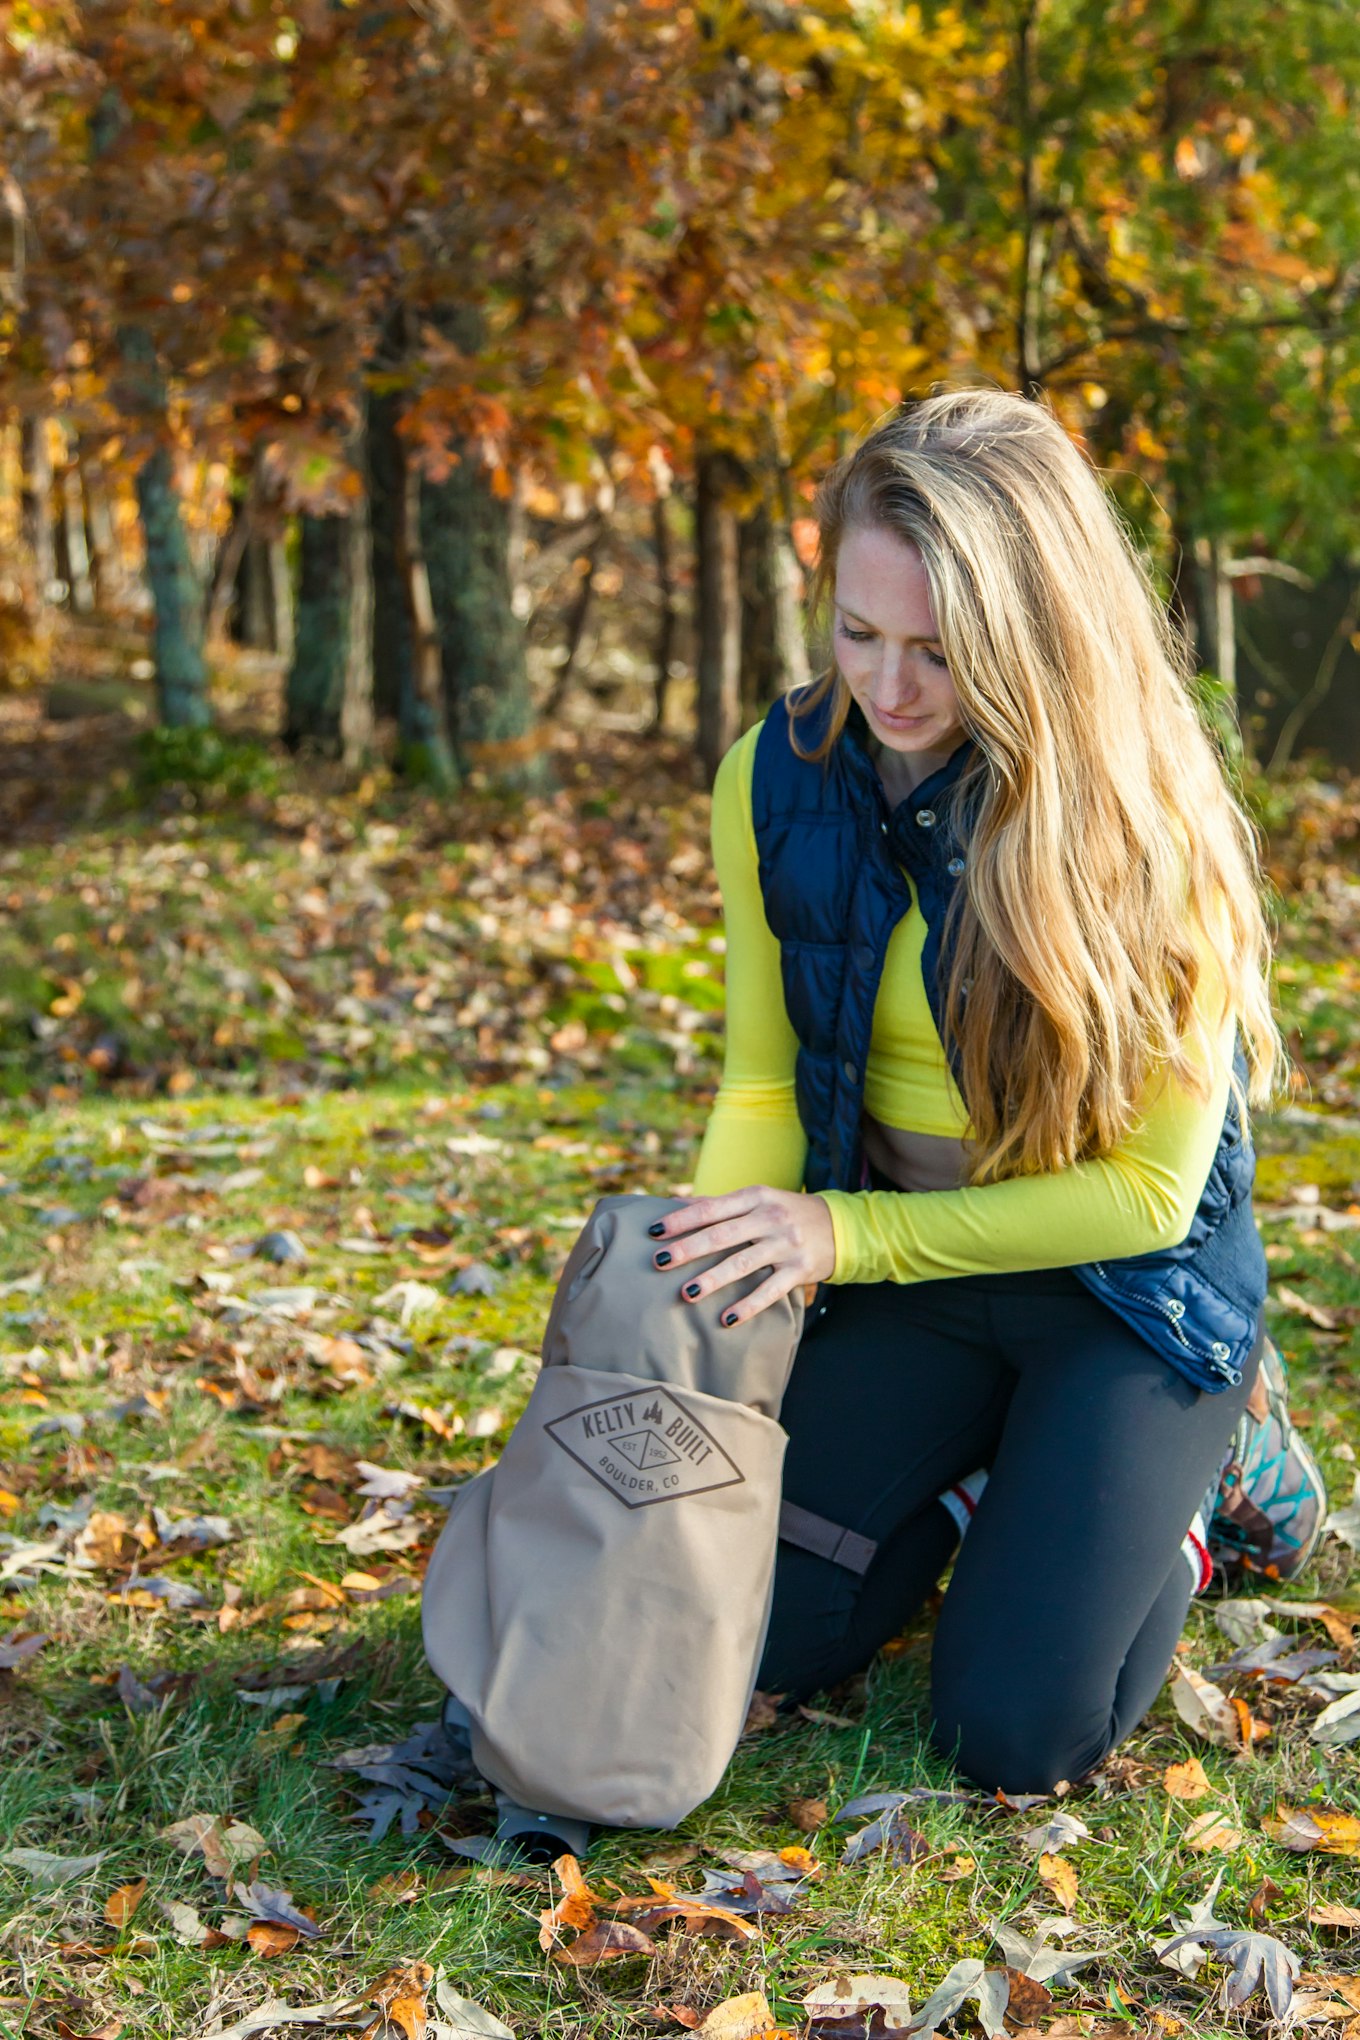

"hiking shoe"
[1206, 1335, 1328, 1584]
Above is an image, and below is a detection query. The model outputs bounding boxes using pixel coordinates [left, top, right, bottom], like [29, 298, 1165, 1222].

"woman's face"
[832, 525, 966, 788]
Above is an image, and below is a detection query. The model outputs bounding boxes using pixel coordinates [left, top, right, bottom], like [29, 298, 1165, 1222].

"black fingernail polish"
[655, 1250, 671, 1266]
[647, 1221, 665, 1236]
[684, 1282, 700, 1299]
[723, 1311, 737, 1326]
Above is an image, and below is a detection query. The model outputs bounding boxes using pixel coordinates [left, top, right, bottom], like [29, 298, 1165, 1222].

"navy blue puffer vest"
[750, 684, 1268, 1396]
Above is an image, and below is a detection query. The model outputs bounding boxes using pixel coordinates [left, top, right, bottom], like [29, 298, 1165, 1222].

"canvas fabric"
[420, 1191, 806, 1829]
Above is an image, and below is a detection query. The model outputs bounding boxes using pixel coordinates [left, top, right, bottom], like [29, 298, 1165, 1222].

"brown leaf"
[1311, 1903, 1360, 1929]
[937, 1845, 976, 1882]
[1162, 1757, 1211, 1800]
[551, 1918, 657, 1966]
[1169, 1665, 1241, 1746]
[246, 1919, 300, 1956]
[1249, 1876, 1283, 1921]
[103, 1878, 146, 1928]
[159, 1813, 267, 1880]
[741, 1689, 783, 1736]
[1004, 1969, 1055, 2023]
[367, 1870, 424, 1905]
[1037, 1851, 1079, 1912]
[787, 1796, 828, 1832]
[797, 1705, 857, 1729]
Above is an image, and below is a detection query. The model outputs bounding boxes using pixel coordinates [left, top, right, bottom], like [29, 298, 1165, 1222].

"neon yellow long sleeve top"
[689, 718, 1237, 1288]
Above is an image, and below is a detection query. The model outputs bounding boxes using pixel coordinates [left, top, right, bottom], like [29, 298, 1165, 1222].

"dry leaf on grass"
[430, 1971, 515, 2039]
[1162, 1757, 1211, 1800]
[551, 1919, 657, 1966]
[787, 1796, 828, 1832]
[1262, 1805, 1360, 1855]
[1182, 1811, 1244, 1854]
[247, 1920, 301, 1958]
[156, 1897, 230, 1948]
[237, 1880, 323, 1940]
[159, 1812, 268, 1880]
[102, 1878, 146, 1926]
[537, 1854, 598, 1950]
[1169, 1665, 1241, 1747]
[802, 1971, 914, 2032]
[0, 1847, 107, 1887]
[1019, 1811, 1089, 1856]
[1036, 1853, 1078, 1912]
[1310, 1903, 1360, 1929]
[692, 1994, 779, 2039]
[361, 1962, 432, 2040]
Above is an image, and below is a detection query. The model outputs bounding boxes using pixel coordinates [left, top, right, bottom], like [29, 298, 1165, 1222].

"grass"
[0, 734, 1358, 2040]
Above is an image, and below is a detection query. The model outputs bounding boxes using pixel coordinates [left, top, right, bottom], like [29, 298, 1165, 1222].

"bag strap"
[778, 1500, 879, 1577]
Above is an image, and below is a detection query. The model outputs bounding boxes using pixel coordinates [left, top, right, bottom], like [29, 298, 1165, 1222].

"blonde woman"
[643, 387, 1318, 1792]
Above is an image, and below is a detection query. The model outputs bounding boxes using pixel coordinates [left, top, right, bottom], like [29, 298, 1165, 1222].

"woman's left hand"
[646, 1186, 837, 1326]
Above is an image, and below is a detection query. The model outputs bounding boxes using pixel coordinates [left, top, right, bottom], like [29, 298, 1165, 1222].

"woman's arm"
[689, 724, 809, 1198]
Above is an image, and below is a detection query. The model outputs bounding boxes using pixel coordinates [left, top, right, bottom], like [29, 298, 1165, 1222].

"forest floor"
[2, 663, 1360, 2040]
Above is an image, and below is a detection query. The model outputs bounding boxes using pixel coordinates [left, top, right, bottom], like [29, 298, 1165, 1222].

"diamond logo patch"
[545, 1384, 745, 1508]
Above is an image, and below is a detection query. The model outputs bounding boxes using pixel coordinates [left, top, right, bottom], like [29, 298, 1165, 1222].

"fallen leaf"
[1310, 1903, 1360, 1929]
[0, 1631, 48, 1670]
[798, 1704, 857, 1729]
[430, 1973, 515, 2039]
[692, 1994, 778, 2039]
[156, 1896, 229, 1947]
[787, 1796, 828, 1832]
[802, 1971, 913, 2031]
[1262, 1805, 1360, 1856]
[1162, 1757, 1211, 1800]
[741, 1689, 783, 1736]
[0, 1847, 108, 1886]
[1002, 1969, 1054, 2025]
[550, 1919, 657, 1966]
[246, 1921, 300, 1956]
[1019, 1811, 1090, 1856]
[1182, 1811, 1244, 1854]
[103, 1878, 147, 1926]
[159, 1813, 268, 1880]
[365, 1962, 432, 2040]
[1036, 1853, 1078, 1912]
[1169, 1665, 1240, 1746]
[237, 1879, 323, 1939]
[537, 1854, 598, 1950]
[1311, 1689, 1360, 1747]
[368, 1870, 424, 1906]
[197, 1997, 370, 2040]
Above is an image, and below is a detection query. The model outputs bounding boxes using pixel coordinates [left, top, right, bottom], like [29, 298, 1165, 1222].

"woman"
[644, 386, 1298, 1793]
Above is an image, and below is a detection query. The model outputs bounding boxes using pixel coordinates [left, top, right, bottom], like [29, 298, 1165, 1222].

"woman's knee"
[929, 1674, 1109, 1795]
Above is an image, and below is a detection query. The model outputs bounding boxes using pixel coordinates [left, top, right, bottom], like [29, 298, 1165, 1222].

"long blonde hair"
[792, 385, 1292, 1186]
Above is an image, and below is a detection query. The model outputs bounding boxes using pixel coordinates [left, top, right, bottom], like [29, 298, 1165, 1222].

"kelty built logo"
[545, 1385, 744, 1507]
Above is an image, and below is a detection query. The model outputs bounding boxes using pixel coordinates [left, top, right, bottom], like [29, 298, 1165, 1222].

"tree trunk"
[20, 415, 55, 603]
[540, 517, 604, 720]
[206, 488, 253, 647]
[135, 441, 211, 727]
[423, 303, 549, 792]
[739, 493, 811, 723]
[284, 503, 374, 762]
[391, 410, 458, 789]
[647, 492, 678, 735]
[59, 459, 95, 611]
[81, 456, 121, 610]
[695, 444, 744, 787]
[366, 381, 412, 723]
[235, 534, 275, 648]
[268, 534, 294, 664]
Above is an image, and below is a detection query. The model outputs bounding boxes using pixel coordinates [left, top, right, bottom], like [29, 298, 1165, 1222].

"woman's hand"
[646, 1186, 837, 1327]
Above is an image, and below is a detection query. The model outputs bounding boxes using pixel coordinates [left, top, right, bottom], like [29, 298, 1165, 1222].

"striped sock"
[937, 1468, 988, 1538]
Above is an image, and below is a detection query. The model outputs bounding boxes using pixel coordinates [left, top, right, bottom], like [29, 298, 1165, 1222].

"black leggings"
[758, 1198, 1264, 1793]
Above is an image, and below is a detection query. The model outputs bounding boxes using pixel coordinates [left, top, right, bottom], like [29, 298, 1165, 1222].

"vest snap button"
[842, 1059, 858, 1084]
[880, 821, 889, 834]
[916, 808, 937, 828]
[1210, 1340, 1231, 1360]
[1166, 1299, 1185, 1318]
[947, 856, 965, 875]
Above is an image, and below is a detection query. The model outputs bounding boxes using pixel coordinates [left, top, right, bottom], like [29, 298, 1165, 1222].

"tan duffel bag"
[420, 1191, 807, 1829]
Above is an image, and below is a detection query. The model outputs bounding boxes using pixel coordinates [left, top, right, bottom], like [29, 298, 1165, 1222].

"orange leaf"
[246, 1920, 300, 1956]
[103, 1878, 146, 1927]
[367, 1962, 432, 2040]
[537, 1853, 600, 1950]
[1162, 1757, 1211, 1800]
